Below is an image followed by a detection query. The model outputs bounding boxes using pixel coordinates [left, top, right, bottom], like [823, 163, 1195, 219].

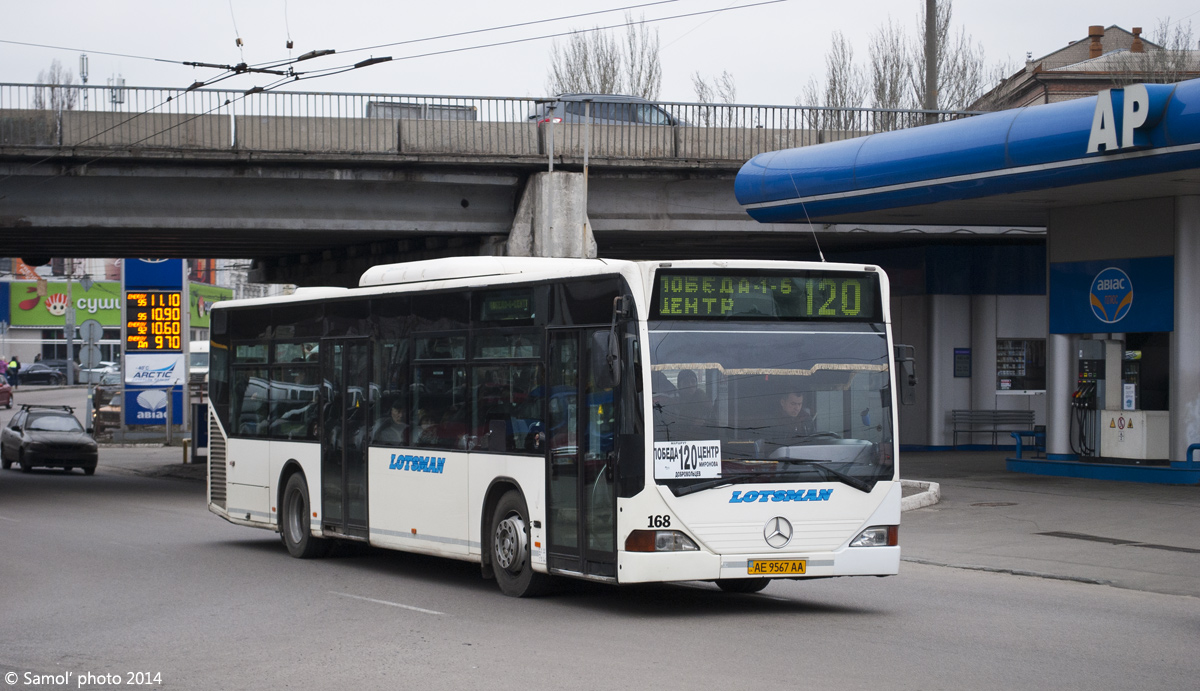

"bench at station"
[951, 409, 1036, 450]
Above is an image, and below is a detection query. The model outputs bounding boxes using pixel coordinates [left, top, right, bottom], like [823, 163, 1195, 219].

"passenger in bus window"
[372, 398, 409, 446]
[674, 369, 713, 424]
[416, 410, 439, 446]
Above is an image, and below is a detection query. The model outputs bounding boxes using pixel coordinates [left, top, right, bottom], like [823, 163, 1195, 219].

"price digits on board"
[655, 273, 873, 319]
[125, 291, 182, 351]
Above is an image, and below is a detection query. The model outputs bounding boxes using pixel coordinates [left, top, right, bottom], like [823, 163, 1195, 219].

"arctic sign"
[124, 353, 186, 386]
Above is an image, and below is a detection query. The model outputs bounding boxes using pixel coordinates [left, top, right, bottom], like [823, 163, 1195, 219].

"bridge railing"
[0, 83, 977, 161]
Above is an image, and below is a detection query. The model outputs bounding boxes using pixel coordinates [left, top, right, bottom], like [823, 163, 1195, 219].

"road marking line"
[0, 514, 20, 522]
[330, 591, 445, 615]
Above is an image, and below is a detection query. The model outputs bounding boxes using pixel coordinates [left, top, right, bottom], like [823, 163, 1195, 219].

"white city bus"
[206, 257, 904, 596]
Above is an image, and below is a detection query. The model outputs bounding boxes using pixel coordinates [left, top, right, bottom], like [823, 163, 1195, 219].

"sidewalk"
[901, 450, 1200, 598]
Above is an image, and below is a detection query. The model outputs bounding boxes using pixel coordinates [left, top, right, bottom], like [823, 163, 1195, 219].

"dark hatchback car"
[18, 363, 67, 386]
[1, 405, 98, 474]
[42, 358, 82, 382]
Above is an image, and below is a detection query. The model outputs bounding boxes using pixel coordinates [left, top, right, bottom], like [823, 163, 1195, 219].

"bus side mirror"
[894, 344, 917, 406]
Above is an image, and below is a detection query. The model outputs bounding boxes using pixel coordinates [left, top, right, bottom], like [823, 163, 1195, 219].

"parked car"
[0, 378, 12, 409]
[1, 404, 98, 474]
[40, 358, 82, 383]
[529, 93, 684, 127]
[82, 360, 120, 385]
[93, 399, 121, 440]
[18, 363, 66, 386]
[94, 371, 122, 409]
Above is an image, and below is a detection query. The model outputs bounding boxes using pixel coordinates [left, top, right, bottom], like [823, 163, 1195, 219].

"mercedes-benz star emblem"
[764, 517, 793, 549]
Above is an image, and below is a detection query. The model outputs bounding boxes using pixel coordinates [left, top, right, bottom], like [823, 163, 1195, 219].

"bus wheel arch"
[479, 478, 521, 580]
[280, 466, 328, 559]
[484, 483, 549, 597]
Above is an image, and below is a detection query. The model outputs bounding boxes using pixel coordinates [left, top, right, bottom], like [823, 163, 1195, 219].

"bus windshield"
[649, 321, 894, 494]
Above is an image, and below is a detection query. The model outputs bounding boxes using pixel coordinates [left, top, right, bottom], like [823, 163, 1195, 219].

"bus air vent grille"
[209, 414, 227, 509]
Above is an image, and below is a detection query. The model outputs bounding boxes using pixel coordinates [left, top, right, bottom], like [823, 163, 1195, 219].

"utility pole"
[924, 0, 939, 124]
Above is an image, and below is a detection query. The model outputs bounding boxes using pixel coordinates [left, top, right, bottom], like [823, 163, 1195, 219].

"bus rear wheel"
[716, 578, 770, 594]
[282, 473, 328, 559]
[491, 491, 550, 597]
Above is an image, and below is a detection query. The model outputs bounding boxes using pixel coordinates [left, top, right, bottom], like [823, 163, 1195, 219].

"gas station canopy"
[735, 78, 1200, 227]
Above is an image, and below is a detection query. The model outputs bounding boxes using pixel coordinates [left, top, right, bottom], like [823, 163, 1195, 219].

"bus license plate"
[747, 559, 806, 575]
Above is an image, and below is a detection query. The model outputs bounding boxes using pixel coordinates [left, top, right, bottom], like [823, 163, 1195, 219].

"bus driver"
[763, 391, 816, 447]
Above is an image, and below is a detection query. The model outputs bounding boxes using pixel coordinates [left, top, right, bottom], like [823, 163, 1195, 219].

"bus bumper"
[618, 545, 900, 584]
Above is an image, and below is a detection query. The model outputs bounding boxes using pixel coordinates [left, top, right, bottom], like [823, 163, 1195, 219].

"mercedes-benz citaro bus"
[206, 257, 906, 597]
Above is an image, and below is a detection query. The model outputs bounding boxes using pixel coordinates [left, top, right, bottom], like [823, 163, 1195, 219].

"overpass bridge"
[0, 83, 1022, 285]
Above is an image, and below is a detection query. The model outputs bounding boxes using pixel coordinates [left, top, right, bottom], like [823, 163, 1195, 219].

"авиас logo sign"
[1090, 267, 1133, 324]
[135, 390, 169, 420]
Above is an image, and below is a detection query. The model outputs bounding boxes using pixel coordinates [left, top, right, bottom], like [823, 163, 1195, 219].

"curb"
[900, 479, 941, 512]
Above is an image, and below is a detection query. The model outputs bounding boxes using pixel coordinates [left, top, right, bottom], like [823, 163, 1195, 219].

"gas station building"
[735, 77, 1200, 481]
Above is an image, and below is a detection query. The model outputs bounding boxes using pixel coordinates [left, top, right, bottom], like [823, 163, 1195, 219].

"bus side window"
[472, 363, 544, 453]
[413, 365, 467, 449]
[233, 368, 269, 437]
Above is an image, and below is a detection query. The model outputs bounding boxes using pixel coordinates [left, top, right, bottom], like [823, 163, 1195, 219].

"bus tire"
[716, 578, 770, 594]
[491, 490, 549, 598]
[281, 473, 328, 559]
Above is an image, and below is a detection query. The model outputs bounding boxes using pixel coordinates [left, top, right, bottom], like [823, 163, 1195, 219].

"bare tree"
[33, 59, 78, 111]
[623, 16, 662, 99]
[692, 70, 737, 125]
[1109, 18, 1199, 84]
[797, 32, 867, 134]
[545, 29, 622, 95]
[692, 70, 736, 104]
[545, 14, 661, 98]
[907, 0, 989, 112]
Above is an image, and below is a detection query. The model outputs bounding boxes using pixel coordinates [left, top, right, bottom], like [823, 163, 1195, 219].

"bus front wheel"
[491, 491, 550, 597]
[282, 473, 328, 559]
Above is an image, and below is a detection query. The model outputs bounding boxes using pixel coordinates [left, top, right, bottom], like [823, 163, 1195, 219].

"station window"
[996, 339, 1046, 392]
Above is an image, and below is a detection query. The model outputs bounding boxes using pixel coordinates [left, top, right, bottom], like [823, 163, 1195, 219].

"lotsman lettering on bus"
[728, 489, 833, 503]
[388, 454, 447, 474]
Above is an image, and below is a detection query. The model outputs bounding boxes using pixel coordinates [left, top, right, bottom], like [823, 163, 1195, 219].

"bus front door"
[320, 339, 370, 540]
[546, 330, 617, 580]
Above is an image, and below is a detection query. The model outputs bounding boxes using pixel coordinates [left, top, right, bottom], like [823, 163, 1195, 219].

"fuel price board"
[125, 290, 183, 351]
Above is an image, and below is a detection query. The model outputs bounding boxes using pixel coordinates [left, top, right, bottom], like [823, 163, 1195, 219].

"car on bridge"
[1, 404, 98, 474]
[530, 93, 684, 127]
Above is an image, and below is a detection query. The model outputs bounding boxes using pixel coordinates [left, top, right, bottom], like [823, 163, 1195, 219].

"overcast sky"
[2, 0, 1198, 105]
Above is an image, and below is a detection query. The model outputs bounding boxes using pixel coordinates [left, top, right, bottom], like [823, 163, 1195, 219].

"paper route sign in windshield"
[654, 440, 722, 480]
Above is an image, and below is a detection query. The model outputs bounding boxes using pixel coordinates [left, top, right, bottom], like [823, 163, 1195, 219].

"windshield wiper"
[784, 460, 875, 493]
[670, 462, 874, 497]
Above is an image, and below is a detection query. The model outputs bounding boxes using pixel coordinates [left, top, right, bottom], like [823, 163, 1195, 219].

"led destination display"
[652, 271, 880, 321]
[125, 290, 183, 351]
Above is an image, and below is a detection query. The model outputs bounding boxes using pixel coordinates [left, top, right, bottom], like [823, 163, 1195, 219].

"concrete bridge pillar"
[506, 171, 597, 259]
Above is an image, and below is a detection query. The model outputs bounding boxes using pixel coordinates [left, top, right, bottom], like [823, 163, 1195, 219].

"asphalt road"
[1, 388, 1198, 690]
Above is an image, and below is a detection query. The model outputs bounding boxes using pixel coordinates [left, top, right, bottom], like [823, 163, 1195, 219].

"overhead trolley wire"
[0, 0, 789, 200]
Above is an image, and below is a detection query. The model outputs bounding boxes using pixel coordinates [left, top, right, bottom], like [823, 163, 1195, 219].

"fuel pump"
[1098, 348, 1169, 460]
[1071, 339, 1125, 457]
[1071, 340, 1106, 457]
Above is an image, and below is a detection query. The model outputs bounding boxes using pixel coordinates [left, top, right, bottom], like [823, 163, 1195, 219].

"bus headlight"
[624, 530, 700, 552]
[849, 525, 898, 547]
